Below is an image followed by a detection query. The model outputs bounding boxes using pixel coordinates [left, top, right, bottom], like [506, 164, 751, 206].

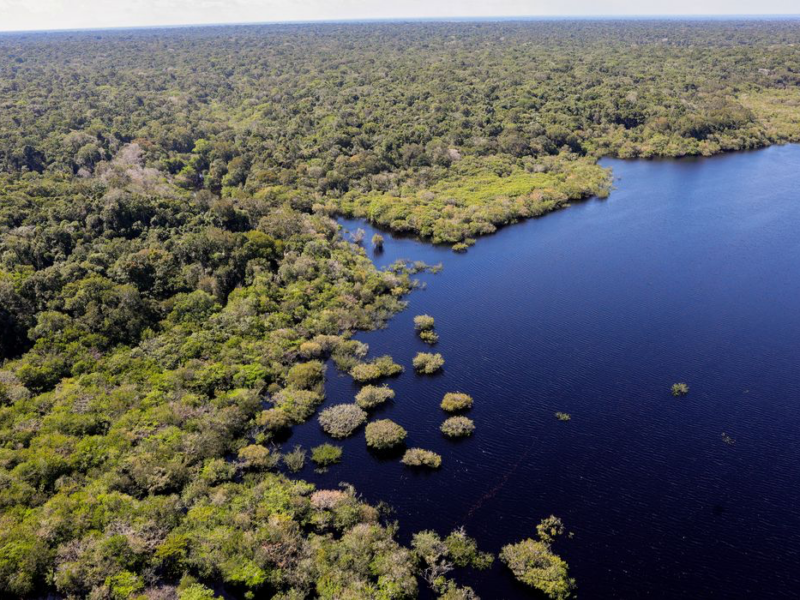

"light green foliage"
[419, 330, 439, 344]
[311, 444, 343, 467]
[440, 393, 473, 413]
[555, 412, 572, 422]
[272, 389, 324, 424]
[318, 404, 368, 438]
[401, 448, 442, 469]
[355, 384, 396, 410]
[500, 539, 575, 600]
[413, 352, 445, 374]
[500, 517, 574, 600]
[350, 355, 404, 383]
[286, 360, 325, 390]
[414, 315, 436, 331]
[440, 416, 475, 438]
[371, 233, 385, 249]
[365, 419, 407, 450]
[179, 583, 220, 600]
[671, 383, 690, 397]
[414, 315, 439, 344]
[282, 445, 306, 473]
[537, 516, 567, 544]
[412, 528, 492, 593]
[238, 444, 276, 470]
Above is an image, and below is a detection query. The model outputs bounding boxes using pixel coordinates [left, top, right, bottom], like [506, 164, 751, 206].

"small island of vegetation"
[441, 415, 476, 438]
[402, 448, 443, 468]
[365, 419, 408, 450]
[672, 382, 690, 397]
[441, 392, 475, 412]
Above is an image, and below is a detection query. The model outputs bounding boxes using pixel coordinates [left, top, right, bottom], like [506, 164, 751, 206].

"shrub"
[452, 243, 469, 253]
[355, 384, 395, 410]
[318, 404, 368, 438]
[419, 330, 439, 344]
[441, 416, 475, 438]
[401, 448, 442, 468]
[500, 539, 575, 600]
[413, 352, 445, 374]
[256, 408, 292, 432]
[441, 392, 473, 412]
[671, 382, 689, 397]
[286, 360, 325, 390]
[554, 412, 571, 422]
[311, 443, 343, 467]
[238, 444, 276, 470]
[350, 355, 404, 383]
[282, 445, 306, 473]
[365, 419, 407, 450]
[372, 233, 384, 249]
[272, 388, 323, 424]
[414, 314, 435, 331]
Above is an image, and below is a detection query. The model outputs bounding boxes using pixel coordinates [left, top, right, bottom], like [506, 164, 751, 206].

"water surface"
[291, 145, 800, 599]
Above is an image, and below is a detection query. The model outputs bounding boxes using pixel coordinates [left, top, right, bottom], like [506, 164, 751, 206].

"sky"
[0, 0, 798, 32]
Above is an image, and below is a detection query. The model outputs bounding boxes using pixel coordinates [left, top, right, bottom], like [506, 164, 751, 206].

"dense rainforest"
[1, 19, 800, 599]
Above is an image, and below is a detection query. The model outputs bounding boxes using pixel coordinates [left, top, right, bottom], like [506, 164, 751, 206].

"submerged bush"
[256, 408, 292, 432]
[554, 412, 571, 422]
[671, 382, 690, 397]
[350, 355, 404, 383]
[500, 539, 575, 600]
[286, 360, 325, 390]
[272, 388, 324, 424]
[365, 419, 407, 450]
[441, 392, 473, 412]
[311, 443, 343, 467]
[441, 416, 475, 438]
[282, 445, 306, 473]
[355, 384, 396, 410]
[402, 448, 442, 468]
[372, 233, 384, 249]
[500, 516, 574, 600]
[318, 404, 368, 438]
[419, 330, 439, 344]
[238, 444, 277, 470]
[413, 352, 445, 374]
[414, 314, 436, 331]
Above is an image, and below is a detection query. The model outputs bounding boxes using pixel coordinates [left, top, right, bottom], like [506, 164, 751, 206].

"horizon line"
[3, 14, 800, 35]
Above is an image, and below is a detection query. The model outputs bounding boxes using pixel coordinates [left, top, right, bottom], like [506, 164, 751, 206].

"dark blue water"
[290, 145, 800, 599]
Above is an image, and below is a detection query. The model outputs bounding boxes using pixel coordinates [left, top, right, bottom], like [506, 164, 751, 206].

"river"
[289, 144, 800, 599]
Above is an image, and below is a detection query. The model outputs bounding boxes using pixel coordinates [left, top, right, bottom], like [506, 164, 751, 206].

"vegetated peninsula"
[1, 19, 800, 599]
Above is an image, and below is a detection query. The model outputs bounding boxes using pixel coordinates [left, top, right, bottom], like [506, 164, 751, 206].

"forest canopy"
[1, 18, 800, 599]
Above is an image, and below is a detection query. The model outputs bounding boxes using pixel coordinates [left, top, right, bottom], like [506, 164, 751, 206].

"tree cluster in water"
[2, 18, 800, 599]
